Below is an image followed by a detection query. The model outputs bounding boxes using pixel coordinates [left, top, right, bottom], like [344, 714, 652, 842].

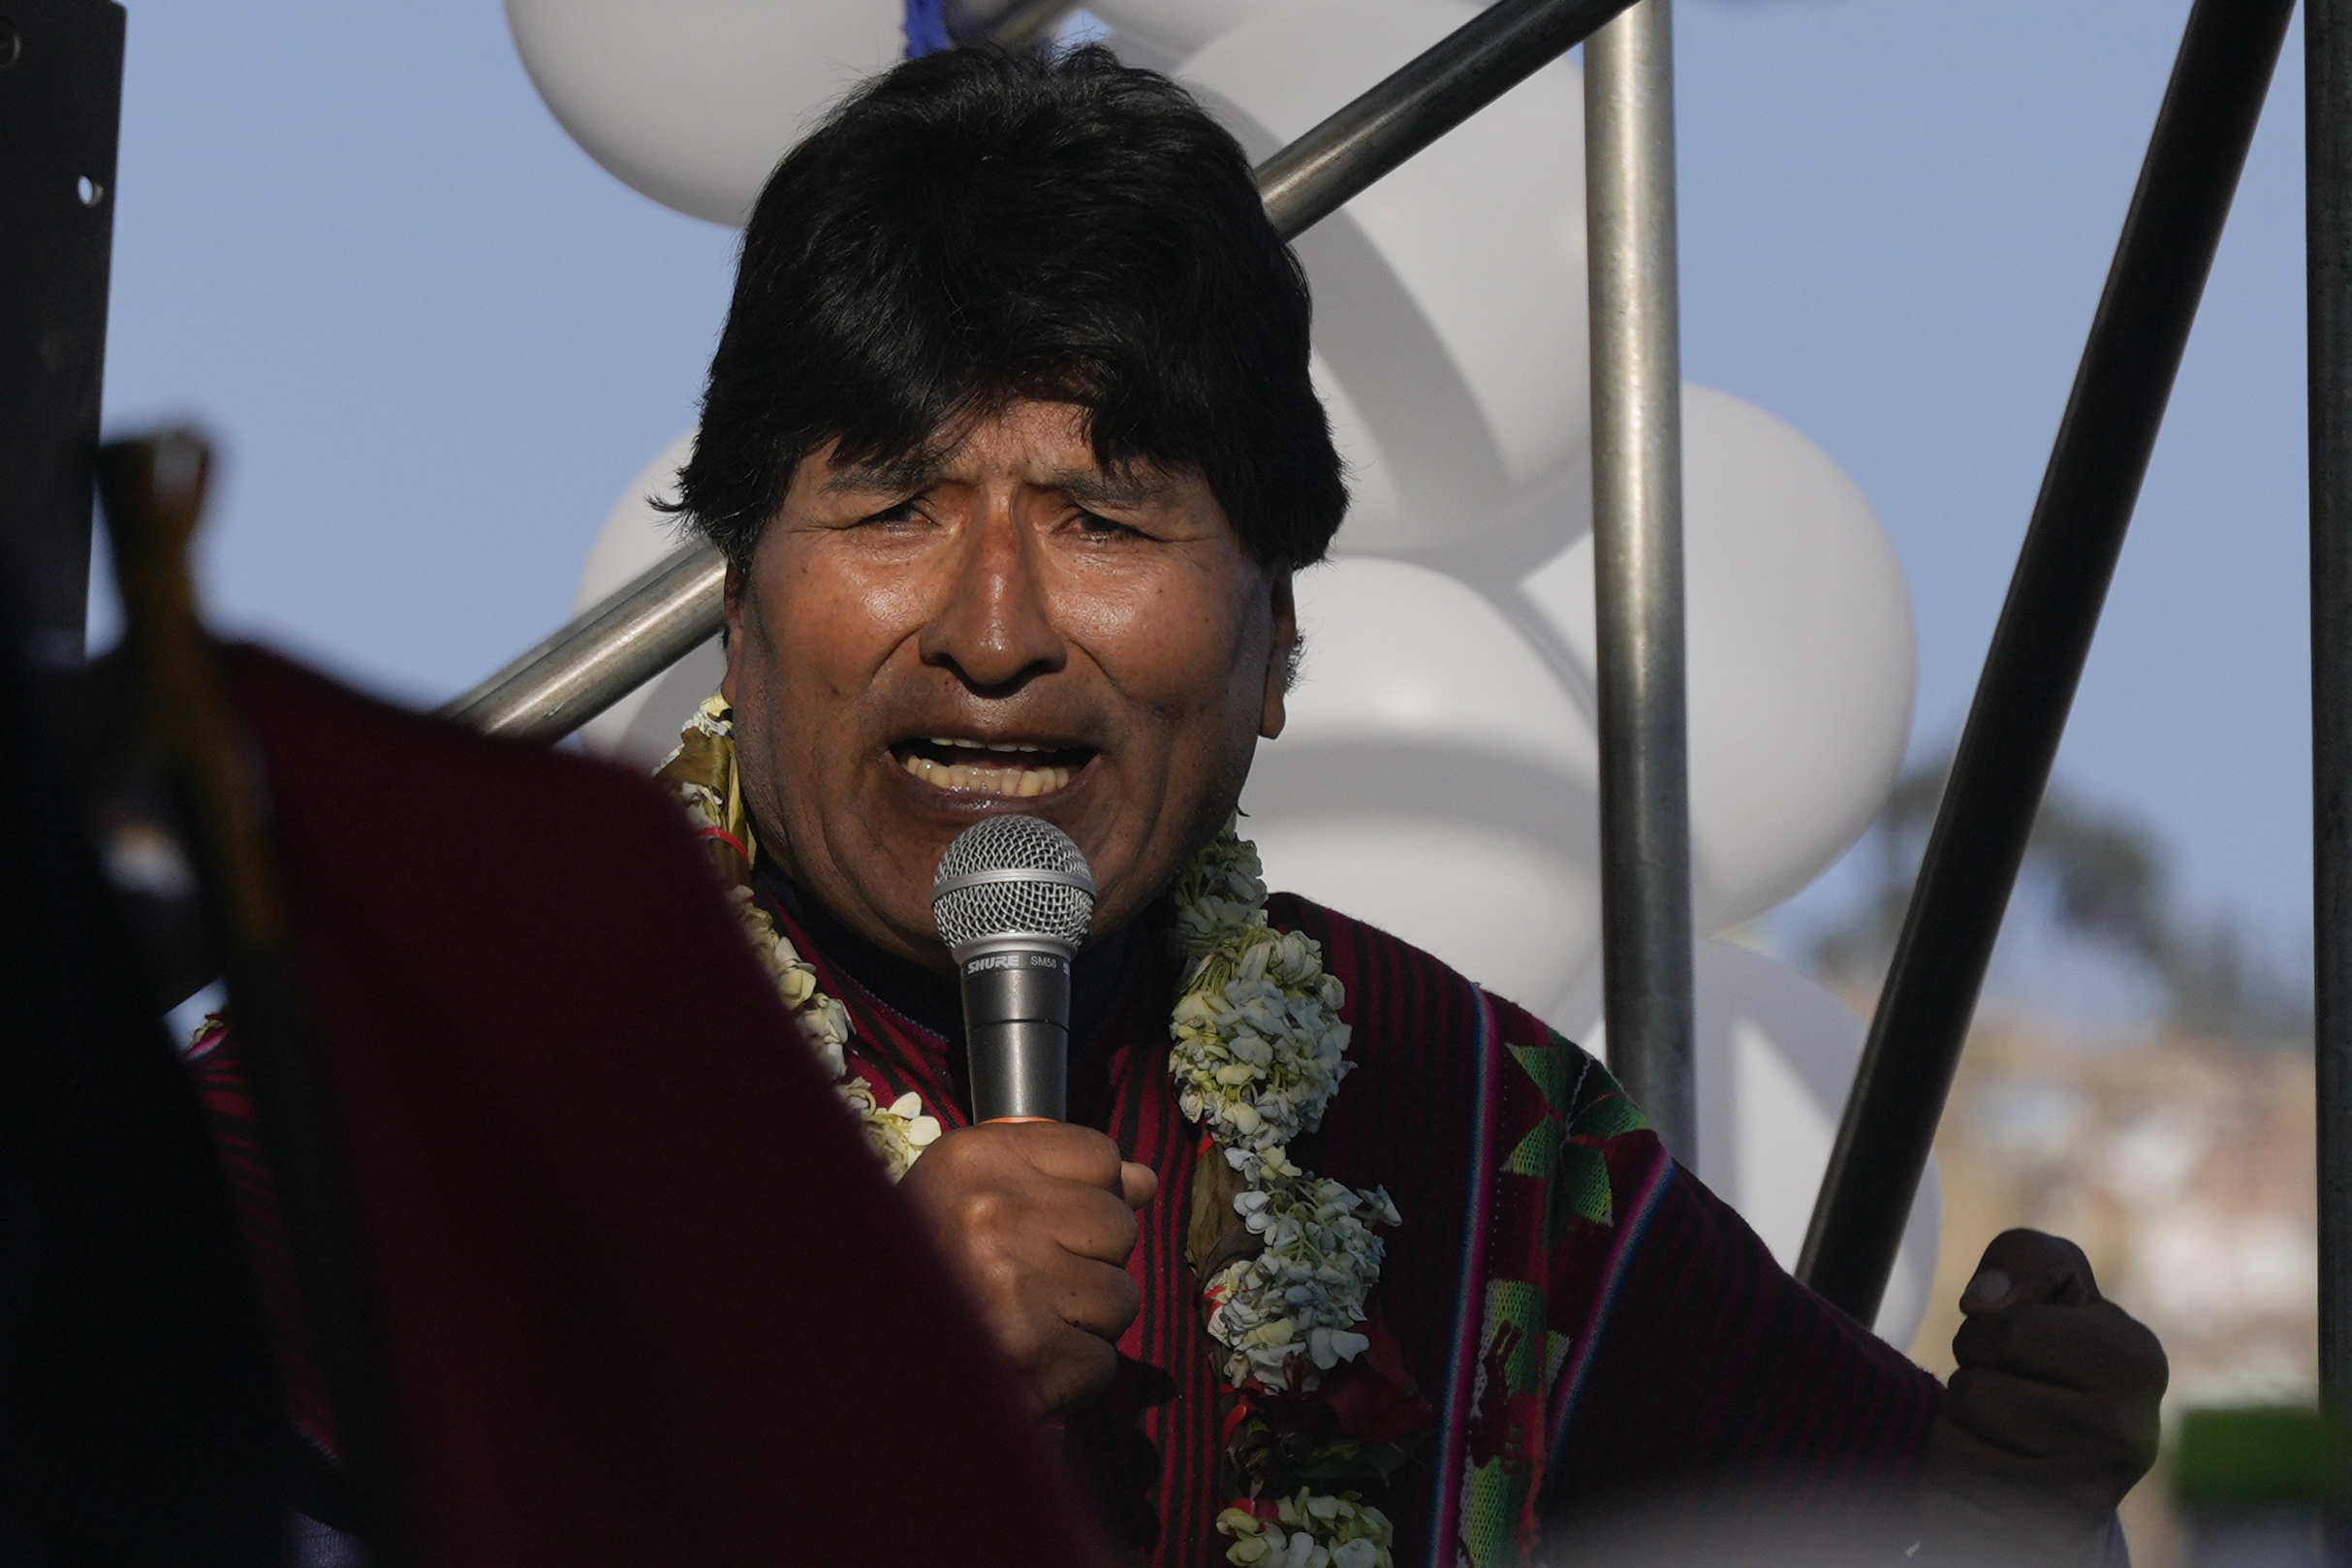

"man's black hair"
[673, 45, 1348, 574]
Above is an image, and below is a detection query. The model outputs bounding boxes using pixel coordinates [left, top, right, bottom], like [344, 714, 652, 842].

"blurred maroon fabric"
[227, 645, 1104, 1568]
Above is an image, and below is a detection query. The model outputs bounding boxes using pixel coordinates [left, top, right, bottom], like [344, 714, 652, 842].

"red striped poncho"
[765, 885, 1946, 1568]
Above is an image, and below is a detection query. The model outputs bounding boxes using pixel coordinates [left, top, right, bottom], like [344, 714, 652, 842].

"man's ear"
[719, 561, 747, 706]
[1259, 571, 1297, 741]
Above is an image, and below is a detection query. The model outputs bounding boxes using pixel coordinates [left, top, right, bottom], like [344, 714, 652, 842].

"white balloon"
[1178, 0, 1589, 554]
[1083, 0, 1288, 67]
[505, 0, 905, 227]
[1504, 386, 1916, 931]
[573, 432, 729, 766]
[1553, 939, 1942, 1349]
[1241, 557, 1603, 1018]
[1242, 388, 1910, 1007]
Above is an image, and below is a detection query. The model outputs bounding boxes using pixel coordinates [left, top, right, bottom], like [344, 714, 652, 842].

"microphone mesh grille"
[932, 815, 1095, 950]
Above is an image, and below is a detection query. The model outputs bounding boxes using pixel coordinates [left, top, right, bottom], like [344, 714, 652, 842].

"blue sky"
[93, 0, 2313, 974]
[1673, 1, 2311, 982]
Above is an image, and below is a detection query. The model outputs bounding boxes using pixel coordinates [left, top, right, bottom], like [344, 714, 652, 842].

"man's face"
[722, 398, 1296, 972]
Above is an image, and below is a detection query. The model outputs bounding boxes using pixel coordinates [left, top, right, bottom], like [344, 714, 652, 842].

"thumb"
[1119, 1160, 1159, 1210]
[1960, 1228, 2099, 1316]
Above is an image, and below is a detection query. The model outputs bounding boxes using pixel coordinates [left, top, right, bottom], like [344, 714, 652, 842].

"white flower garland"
[662, 703, 1395, 1562]
[667, 699, 942, 1179]
[1171, 831, 1401, 1568]
[1219, 1494, 1395, 1568]
[727, 881, 944, 1178]
[1169, 830, 1399, 1396]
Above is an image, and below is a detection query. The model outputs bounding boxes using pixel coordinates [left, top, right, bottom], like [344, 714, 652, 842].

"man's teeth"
[927, 736, 1046, 754]
[901, 751, 1074, 798]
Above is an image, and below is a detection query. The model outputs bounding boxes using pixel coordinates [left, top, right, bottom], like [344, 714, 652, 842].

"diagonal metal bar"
[1255, 0, 1635, 239]
[439, 543, 723, 740]
[444, 0, 1638, 740]
[1797, 0, 2297, 1325]
[958, 0, 1076, 53]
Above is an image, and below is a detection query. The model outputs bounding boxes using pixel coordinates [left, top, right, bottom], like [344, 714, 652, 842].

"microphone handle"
[956, 945, 1071, 1122]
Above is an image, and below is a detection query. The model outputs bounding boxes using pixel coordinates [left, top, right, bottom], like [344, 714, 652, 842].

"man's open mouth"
[892, 737, 1098, 799]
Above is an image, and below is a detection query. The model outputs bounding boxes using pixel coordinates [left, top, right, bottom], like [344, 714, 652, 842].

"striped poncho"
[181, 650, 1940, 1566]
[761, 881, 1946, 1568]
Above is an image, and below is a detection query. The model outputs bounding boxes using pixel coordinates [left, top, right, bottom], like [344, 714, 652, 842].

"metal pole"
[1798, 0, 2295, 1325]
[1255, 0, 1634, 238]
[1584, 0, 1694, 1164]
[446, 0, 1640, 740]
[945, 0, 1075, 52]
[439, 543, 724, 741]
[2309, 0, 2352, 1470]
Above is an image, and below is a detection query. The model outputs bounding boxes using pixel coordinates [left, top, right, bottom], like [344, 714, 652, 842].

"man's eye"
[1074, 509, 1140, 539]
[862, 499, 925, 525]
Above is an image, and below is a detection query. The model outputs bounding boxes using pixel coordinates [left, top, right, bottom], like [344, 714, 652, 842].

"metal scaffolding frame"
[443, 0, 2327, 1341]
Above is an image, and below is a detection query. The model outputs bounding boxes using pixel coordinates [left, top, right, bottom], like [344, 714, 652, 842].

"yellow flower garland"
[659, 696, 941, 1178]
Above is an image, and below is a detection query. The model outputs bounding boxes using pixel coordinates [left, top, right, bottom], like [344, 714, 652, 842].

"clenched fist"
[898, 1120, 1158, 1417]
[1923, 1229, 2168, 1565]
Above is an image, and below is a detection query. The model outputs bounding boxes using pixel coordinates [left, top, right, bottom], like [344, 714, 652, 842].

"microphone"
[931, 815, 1096, 1123]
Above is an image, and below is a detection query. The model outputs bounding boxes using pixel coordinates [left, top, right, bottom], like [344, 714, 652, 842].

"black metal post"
[1798, 0, 2296, 1324]
[0, 0, 123, 670]
[2309, 0, 2352, 1486]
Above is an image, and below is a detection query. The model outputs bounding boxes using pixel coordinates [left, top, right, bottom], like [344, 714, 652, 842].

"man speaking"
[652, 43, 2165, 1568]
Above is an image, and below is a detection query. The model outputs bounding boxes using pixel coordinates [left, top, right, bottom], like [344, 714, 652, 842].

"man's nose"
[917, 505, 1066, 692]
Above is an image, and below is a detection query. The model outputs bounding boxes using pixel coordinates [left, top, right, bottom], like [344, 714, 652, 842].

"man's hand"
[1924, 1230, 2167, 1563]
[897, 1121, 1158, 1417]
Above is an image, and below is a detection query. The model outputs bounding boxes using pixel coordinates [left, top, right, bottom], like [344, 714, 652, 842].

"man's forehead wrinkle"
[815, 421, 1177, 506]
[1051, 465, 1168, 506]
[811, 394, 1043, 496]
[820, 460, 1168, 506]
[821, 451, 946, 495]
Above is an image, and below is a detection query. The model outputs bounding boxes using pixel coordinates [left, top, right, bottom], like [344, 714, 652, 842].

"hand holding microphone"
[897, 816, 1157, 1415]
